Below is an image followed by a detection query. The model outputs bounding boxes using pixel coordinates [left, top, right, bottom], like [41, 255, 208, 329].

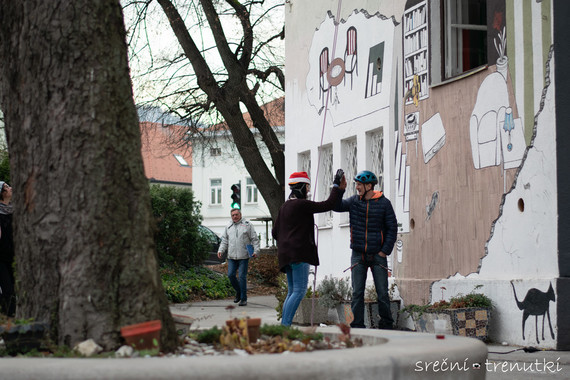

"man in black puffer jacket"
[334, 170, 398, 329]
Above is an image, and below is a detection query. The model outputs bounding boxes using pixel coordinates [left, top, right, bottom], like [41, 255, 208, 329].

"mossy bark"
[0, 0, 177, 352]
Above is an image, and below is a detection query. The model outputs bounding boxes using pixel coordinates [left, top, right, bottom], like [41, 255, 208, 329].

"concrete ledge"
[0, 328, 487, 380]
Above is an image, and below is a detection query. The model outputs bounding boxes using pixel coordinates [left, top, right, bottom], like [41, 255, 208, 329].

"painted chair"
[469, 72, 510, 169]
[343, 26, 358, 89]
[319, 47, 330, 108]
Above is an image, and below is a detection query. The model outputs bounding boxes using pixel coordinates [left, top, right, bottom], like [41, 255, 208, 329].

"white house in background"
[191, 97, 284, 248]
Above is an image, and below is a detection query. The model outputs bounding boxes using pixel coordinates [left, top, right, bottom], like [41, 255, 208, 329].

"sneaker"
[233, 296, 240, 303]
[239, 300, 247, 306]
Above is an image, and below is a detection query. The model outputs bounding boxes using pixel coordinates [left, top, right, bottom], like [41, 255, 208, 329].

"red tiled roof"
[140, 122, 192, 185]
[214, 96, 285, 130]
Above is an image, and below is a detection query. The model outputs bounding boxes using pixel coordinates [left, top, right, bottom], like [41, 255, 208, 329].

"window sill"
[431, 64, 488, 89]
[338, 223, 350, 228]
[317, 224, 333, 230]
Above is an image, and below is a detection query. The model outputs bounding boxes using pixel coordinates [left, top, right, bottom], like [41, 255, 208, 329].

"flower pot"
[367, 300, 401, 328]
[0, 322, 48, 355]
[292, 298, 329, 325]
[409, 307, 491, 341]
[225, 317, 261, 344]
[496, 56, 508, 81]
[171, 314, 194, 337]
[247, 318, 261, 343]
[120, 320, 162, 350]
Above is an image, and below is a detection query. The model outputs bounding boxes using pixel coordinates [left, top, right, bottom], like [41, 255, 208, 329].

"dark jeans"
[0, 262, 16, 317]
[350, 251, 393, 328]
[227, 258, 249, 302]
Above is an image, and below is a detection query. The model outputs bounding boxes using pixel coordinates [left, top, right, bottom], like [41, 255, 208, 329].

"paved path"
[169, 295, 280, 330]
[0, 296, 568, 379]
[171, 295, 570, 380]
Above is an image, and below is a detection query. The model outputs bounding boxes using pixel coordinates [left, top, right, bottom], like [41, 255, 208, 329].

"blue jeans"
[281, 262, 310, 326]
[350, 251, 393, 328]
[227, 258, 249, 302]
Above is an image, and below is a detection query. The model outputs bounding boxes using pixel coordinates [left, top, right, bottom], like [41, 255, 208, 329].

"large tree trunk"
[0, 0, 177, 351]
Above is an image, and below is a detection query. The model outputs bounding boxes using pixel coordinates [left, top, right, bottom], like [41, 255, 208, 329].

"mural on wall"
[393, 0, 559, 348]
[394, 139, 410, 234]
[421, 113, 445, 164]
[511, 281, 556, 344]
[469, 24, 525, 173]
[432, 44, 557, 347]
[365, 42, 384, 98]
[403, 1, 429, 105]
[306, 10, 397, 127]
[425, 191, 438, 221]
[404, 112, 419, 141]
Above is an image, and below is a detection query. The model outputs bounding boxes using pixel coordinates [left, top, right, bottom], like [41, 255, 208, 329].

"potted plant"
[317, 276, 352, 325]
[364, 283, 401, 328]
[274, 273, 329, 325]
[120, 320, 162, 350]
[400, 285, 493, 341]
[0, 318, 48, 355]
[223, 317, 262, 345]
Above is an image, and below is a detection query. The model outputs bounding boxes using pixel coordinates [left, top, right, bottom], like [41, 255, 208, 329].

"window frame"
[173, 154, 189, 166]
[245, 177, 258, 204]
[210, 178, 222, 206]
[443, 0, 488, 80]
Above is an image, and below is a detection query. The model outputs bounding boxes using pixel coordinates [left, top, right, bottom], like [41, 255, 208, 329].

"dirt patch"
[206, 253, 280, 298]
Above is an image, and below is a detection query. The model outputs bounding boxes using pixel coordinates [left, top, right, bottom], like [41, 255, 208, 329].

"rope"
[310, 0, 343, 327]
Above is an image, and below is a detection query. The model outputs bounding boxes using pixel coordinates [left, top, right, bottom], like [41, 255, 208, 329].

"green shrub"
[160, 266, 233, 303]
[316, 276, 351, 309]
[194, 326, 223, 344]
[259, 324, 323, 341]
[150, 185, 209, 267]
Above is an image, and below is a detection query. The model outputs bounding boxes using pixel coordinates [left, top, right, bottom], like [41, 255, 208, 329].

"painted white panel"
[513, 2, 525, 129]
[404, 165, 410, 213]
[531, 0, 544, 115]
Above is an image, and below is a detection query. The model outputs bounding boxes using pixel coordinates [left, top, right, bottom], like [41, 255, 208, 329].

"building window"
[340, 138, 357, 224]
[246, 178, 258, 204]
[173, 154, 189, 166]
[317, 145, 333, 227]
[443, 0, 487, 79]
[210, 179, 222, 205]
[298, 151, 311, 178]
[367, 128, 384, 191]
[210, 147, 221, 156]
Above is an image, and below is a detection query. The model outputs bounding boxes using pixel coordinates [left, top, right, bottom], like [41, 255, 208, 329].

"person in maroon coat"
[272, 171, 346, 326]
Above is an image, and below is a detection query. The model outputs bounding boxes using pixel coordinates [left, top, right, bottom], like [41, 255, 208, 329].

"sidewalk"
[169, 295, 280, 330]
[171, 295, 570, 380]
[0, 296, 567, 379]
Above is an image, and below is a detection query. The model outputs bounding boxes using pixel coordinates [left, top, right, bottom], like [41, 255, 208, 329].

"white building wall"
[192, 131, 283, 248]
[285, 1, 404, 282]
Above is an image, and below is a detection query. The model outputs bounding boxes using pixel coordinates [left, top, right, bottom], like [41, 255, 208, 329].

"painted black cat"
[510, 281, 555, 343]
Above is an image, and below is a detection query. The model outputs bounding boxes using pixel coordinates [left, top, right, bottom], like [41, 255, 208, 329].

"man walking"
[217, 209, 260, 306]
[334, 170, 398, 329]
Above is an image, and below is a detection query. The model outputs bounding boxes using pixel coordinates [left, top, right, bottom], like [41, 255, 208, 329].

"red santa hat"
[288, 171, 311, 185]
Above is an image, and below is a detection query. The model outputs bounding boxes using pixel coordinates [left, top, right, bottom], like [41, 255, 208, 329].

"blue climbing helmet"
[354, 170, 378, 185]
